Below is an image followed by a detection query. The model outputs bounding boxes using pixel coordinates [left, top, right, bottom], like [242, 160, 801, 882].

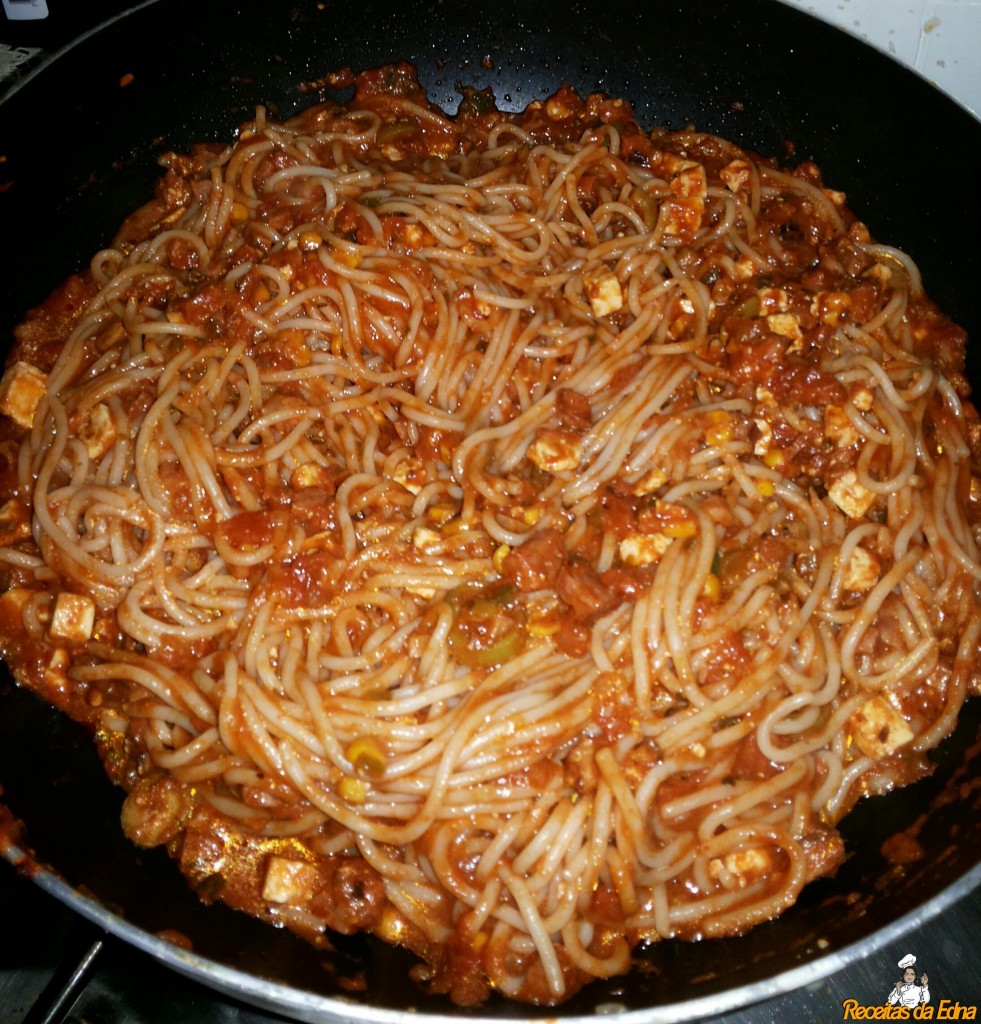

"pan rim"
[0, 0, 979, 1019]
[3, 836, 978, 1024]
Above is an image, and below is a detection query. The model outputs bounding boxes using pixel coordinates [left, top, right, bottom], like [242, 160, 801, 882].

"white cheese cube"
[585, 272, 623, 318]
[719, 159, 752, 194]
[765, 313, 803, 348]
[0, 361, 48, 429]
[824, 406, 859, 448]
[841, 546, 880, 591]
[753, 417, 774, 457]
[291, 463, 333, 489]
[829, 472, 875, 519]
[849, 696, 914, 760]
[391, 458, 424, 495]
[851, 384, 875, 412]
[49, 592, 96, 642]
[631, 467, 668, 496]
[619, 531, 672, 566]
[732, 257, 756, 281]
[412, 526, 441, 551]
[527, 430, 582, 474]
[670, 162, 708, 199]
[261, 855, 318, 905]
[708, 847, 772, 890]
[757, 287, 790, 313]
[80, 403, 117, 460]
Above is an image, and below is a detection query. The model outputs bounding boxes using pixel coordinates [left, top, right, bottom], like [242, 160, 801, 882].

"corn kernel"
[527, 613, 561, 637]
[335, 249, 362, 269]
[702, 574, 721, 601]
[521, 506, 542, 526]
[345, 736, 387, 775]
[662, 519, 697, 539]
[492, 544, 510, 573]
[231, 201, 249, 223]
[299, 230, 323, 251]
[763, 449, 785, 469]
[426, 502, 458, 526]
[705, 410, 733, 446]
[756, 480, 775, 497]
[338, 777, 369, 803]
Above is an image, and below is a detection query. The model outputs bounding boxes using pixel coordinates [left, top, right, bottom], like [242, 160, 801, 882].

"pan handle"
[22, 926, 105, 1024]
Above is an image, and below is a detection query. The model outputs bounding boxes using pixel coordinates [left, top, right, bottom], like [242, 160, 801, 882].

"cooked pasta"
[0, 63, 978, 1005]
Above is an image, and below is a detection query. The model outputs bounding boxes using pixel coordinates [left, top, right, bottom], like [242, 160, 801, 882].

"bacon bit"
[881, 830, 926, 866]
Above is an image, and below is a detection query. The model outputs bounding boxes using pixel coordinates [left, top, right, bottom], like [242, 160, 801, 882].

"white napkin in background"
[780, 0, 981, 117]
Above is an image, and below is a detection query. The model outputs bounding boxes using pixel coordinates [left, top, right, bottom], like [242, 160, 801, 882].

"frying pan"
[0, 1, 979, 1020]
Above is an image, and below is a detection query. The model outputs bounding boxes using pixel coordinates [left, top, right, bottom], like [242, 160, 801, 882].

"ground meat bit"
[880, 830, 926, 866]
[554, 387, 593, 431]
[769, 360, 847, 407]
[501, 527, 565, 591]
[120, 774, 193, 848]
[798, 828, 846, 882]
[555, 561, 619, 618]
[729, 733, 782, 781]
[310, 858, 386, 934]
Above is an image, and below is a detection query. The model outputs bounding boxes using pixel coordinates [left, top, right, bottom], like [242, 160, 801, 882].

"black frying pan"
[0, 1, 979, 1020]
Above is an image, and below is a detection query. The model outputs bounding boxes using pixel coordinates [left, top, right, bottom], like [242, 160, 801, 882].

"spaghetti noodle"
[0, 63, 978, 1005]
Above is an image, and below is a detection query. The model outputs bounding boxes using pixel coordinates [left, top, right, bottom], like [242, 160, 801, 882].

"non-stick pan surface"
[0, 1, 979, 1020]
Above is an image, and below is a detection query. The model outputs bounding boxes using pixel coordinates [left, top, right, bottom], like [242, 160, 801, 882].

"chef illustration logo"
[887, 954, 931, 1010]
[840, 952, 978, 1020]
